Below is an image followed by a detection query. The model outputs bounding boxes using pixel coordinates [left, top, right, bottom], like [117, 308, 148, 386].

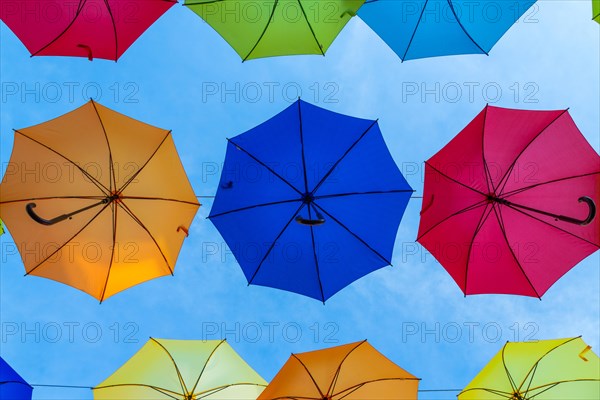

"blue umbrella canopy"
[0, 357, 32, 400]
[209, 100, 412, 302]
[358, 0, 537, 61]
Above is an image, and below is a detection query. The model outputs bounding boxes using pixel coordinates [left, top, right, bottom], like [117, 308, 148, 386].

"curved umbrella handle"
[77, 44, 93, 61]
[558, 196, 596, 226]
[295, 214, 326, 226]
[26, 203, 70, 226]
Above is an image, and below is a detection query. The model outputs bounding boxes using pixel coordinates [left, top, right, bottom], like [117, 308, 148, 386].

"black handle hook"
[295, 210, 326, 226]
[26, 199, 109, 226]
[557, 196, 596, 226]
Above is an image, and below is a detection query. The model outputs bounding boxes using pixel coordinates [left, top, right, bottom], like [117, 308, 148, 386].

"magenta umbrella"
[0, 0, 176, 61]
[418, 105, 599, 298]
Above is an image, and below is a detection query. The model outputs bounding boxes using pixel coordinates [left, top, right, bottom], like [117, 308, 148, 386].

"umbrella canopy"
[459, 337, 600, 400]
[259, 340, 419, 400]
[417, 105, 599, 298]
[209, 99, 412, 302]
[93, 338, 267, 400]
[358, 0, 536, 61]
[184, 0, 364, 61]
[0, 0, 176, 61]
[0, 100, 199, 301]
[0, 356, 32, 400]
[594, 0, 600, 23]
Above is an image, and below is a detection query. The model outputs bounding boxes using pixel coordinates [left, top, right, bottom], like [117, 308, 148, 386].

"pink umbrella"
[418, 105, 599, 298]
[0, 0, 176, 61]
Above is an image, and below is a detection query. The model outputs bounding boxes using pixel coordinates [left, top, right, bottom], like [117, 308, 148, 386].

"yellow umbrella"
[93, 338, 267, 399]
[259, 340, 419, 400]
[0, 101, 199, 301]
[460, 337, 600, 400]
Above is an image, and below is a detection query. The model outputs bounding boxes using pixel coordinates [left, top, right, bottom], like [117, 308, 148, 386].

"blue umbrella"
[0, 357, 32, 400]
[359, 0, 537, 61]
[209, 100, 413, 302]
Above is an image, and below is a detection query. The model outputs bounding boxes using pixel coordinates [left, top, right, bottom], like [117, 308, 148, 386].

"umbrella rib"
[307, 207, 326, 303]
[118, 131, 172, 194]
[0, 196, 107, 205]
[501, 171, 600, 198]
[493, 205, 541, 298]
[516, 337, 581, 394]
[446, 0, 488, 55]
[194, 383, 268, 399]
[416, 199, 488, 241]
[424, 162, 487, 196]
[117, 202, 174, 275]
[525, 378, 600, 399]
[501, 342, 519, 394]
[314, 189, 414, 200]
[495, 109, 570, 195]
[297, 0, 325, 56]
[242, 0, 279, 61]
[121, 196, 200, 207]
[463, 202, 495, 295]
[90, 99, 116, 192]
[312, 203, 391, 264]
[247, 203, 306, 285]
[190, 339, 227, 395]
[400, 0, 428, 60]
[14, 129, 110, 195]
[30, 0, 87, 57]
[208, 199, 302, 219]
[502, 203, 598, 248]
[298, 100, 309, 194]
[150, 338, 189, 395]
[311, 119, 379, 194]
[101, 0, 119, 60]
[291, 353, 326, 399]
[227, 139, 303, 195]
[25, 202, 111, 276]
[458, 387, 513, 398]
[93, 383, 182, 399]
[99, 201, 118, 303]
[333, 377, 421, 400]
[327, 340, 367, 396]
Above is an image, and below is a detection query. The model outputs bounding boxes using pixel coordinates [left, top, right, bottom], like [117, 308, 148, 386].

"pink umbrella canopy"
[417, 105, 599, 298]
[0, 0, 176, 61]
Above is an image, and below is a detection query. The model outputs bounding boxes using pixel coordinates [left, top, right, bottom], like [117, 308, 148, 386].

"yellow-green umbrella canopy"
[459, 337, 600, 400]
[594, 0, 600, 23]
[93, 339, 267, 400]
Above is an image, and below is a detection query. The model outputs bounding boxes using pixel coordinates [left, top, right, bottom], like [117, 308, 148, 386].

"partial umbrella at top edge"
[0, 0, 176, 61]
[358, 0, 537, 61]
[0, 356, 32, 400]
[184, 0, 365, 61]
[209, 99, 413, 302]
[417, 105, 600, 298]
[0, 100, 200, 301]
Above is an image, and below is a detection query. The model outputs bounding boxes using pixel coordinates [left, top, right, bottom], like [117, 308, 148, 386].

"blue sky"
[0, 1, 598, 399]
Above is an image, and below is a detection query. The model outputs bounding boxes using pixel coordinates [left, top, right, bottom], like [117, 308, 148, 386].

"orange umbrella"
[259, 340, 419, 400]
[0, 101, 199, 302]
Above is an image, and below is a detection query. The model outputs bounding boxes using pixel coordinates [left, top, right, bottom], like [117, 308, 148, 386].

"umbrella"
[209, 99, 413, 302]
[0, 356, 32, 400]
[93, 338, 267, 399]
[417, 105, 599, 297]
[0, 100, 199, 301]
[258, 340, 419, 400]
[0, 0, 176, 61]
[459, 337, 600, 400]
[183, 0, 365, 61]
[358, 0, 537, 61]
[594, 0, 600, 23]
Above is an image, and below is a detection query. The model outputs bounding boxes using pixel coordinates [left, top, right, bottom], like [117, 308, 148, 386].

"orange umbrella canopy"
[259, 340, 419, 400]
[0, 101, 199, 301]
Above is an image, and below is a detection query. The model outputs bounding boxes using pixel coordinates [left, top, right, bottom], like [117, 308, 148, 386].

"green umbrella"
[594, 0, 600, 23]
[184, 0, 364, 61]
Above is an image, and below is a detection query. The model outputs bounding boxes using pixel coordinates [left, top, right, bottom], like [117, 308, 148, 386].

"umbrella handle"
[26, 199, 108, 226]
[557, 196, 596, 226]
[295, 214, 326, 226]
[77, 44, 93, 61]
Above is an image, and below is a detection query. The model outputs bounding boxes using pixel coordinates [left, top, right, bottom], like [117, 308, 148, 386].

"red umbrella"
[417, 105, 599, 298]
[0, 0, 176, 61]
